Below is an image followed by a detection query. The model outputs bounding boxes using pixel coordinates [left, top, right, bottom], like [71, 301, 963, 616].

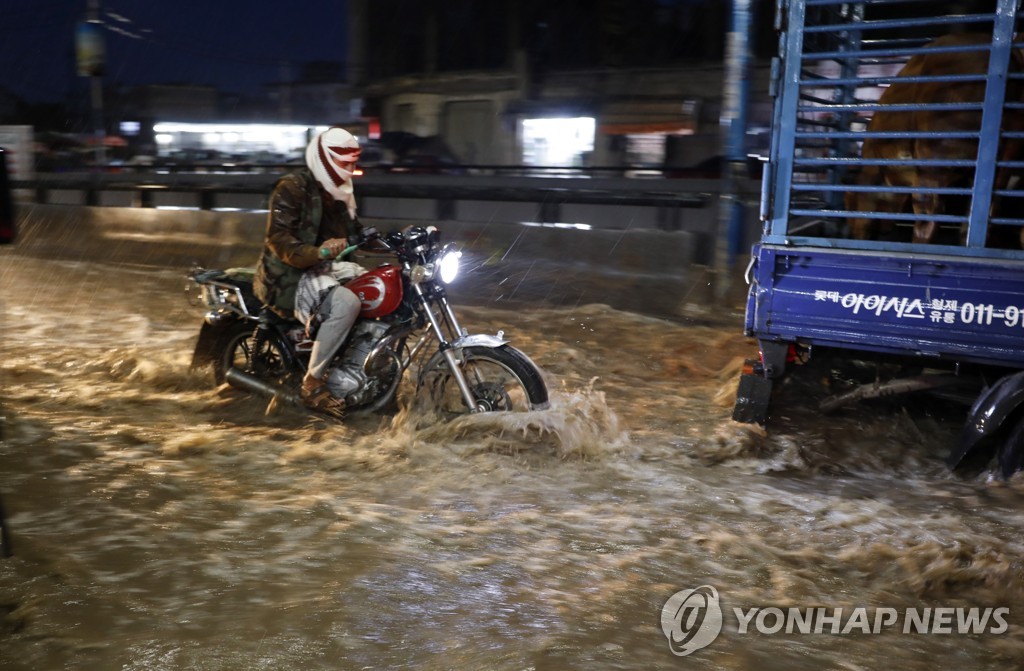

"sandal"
[301, 377, 347, 420]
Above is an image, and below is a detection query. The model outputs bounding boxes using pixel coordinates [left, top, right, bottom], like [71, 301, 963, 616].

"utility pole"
[80, 0, 106, 166]
[714, 0, 753, 305]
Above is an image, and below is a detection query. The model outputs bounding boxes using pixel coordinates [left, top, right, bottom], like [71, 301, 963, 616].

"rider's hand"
[318, 237, 349, 259]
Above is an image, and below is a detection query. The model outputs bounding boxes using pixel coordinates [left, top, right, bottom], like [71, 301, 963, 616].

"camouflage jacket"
[253, 169, 362, 317]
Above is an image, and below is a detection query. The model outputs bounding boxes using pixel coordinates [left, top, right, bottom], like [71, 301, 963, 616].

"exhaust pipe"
[225, 368, 300, 406]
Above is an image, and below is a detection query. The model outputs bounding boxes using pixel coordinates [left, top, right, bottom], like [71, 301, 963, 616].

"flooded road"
[1, 247, 1023, 670]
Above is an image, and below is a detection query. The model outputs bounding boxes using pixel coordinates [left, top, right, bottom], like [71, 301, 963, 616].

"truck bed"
[746, 243, 1024, 369]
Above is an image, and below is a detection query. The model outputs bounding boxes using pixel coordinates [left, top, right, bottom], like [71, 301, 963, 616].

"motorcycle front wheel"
[417, 345, 548, 415]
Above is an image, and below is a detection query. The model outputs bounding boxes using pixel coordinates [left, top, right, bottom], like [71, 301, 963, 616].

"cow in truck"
[845, 33, 1024, 248]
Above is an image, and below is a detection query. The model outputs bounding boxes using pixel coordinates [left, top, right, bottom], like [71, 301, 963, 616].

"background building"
[350, 0, 776, 170]
[9, 0, 777, 172]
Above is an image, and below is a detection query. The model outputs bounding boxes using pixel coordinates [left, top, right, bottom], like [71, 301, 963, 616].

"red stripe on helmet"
[317, 137, 346, 187]
[328, 146, 360, 158]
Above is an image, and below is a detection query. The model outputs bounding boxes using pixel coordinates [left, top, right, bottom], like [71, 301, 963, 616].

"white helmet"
[305, 127, 361, 216]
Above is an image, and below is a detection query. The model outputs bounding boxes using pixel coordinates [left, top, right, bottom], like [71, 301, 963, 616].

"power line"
[94, 7, 324, 69]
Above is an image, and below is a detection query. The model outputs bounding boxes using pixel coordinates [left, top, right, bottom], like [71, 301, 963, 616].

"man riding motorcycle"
[253, 127, 364, 419]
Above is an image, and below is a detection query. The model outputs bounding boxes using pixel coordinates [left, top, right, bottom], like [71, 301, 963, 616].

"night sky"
[1, 0, 349, 104]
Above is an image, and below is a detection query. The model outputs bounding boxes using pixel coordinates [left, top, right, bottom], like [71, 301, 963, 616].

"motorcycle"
[189, 226, 549, 418]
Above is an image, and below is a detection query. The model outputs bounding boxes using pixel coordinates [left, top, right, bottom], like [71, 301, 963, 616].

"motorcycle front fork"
[413, 284, 481, 412]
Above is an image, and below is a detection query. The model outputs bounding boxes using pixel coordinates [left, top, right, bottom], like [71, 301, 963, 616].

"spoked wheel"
[417, 345, 548, 416]
[213, 321, 290, 386]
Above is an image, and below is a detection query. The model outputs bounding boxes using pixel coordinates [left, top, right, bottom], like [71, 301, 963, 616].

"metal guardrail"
[13, 171, 722, 212]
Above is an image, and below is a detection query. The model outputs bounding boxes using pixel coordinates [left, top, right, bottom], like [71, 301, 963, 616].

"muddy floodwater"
[2, 247, 1024, 670]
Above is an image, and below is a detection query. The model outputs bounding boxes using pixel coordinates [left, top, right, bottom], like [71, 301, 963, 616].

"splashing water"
[1, 252, 1023, 670]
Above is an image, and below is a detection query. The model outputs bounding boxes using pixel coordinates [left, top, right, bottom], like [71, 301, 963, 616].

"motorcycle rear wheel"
[213, 321, 290, 386]
[417, 345, 548, 415]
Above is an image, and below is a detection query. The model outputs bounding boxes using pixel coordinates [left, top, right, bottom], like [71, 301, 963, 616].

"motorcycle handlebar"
[336, 244, 360, 259]
[338, 225, 443, 260]
[332, 228, 393, 260]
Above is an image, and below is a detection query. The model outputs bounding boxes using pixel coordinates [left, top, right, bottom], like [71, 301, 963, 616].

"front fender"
[450, 332, 509, 349]
[948, 370, 1024, 476]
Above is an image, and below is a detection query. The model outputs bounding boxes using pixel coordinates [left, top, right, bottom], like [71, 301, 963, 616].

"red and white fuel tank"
[345, 265, 403, 319]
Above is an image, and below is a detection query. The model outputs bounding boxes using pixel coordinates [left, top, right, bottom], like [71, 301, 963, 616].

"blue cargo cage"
[733, 0, 1024, 477]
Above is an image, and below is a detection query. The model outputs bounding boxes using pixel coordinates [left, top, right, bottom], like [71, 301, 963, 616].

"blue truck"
[732, 0, 1024, 477]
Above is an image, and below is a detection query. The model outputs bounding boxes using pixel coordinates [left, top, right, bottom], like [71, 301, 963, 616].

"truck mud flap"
[732, 370, 774, 424]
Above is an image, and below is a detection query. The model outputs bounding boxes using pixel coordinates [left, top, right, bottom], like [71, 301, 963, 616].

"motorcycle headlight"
[438, 250, 462, 284]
